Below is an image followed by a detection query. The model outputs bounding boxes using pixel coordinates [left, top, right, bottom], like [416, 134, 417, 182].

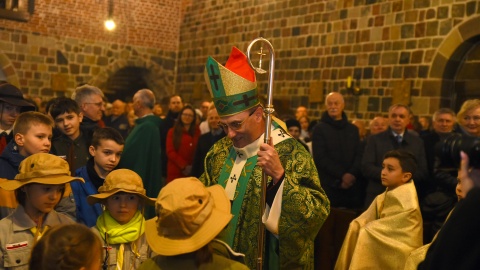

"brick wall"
[2, 0, 480, 117]
[0, 0, 182, 100]
[177, 0, 480, 119]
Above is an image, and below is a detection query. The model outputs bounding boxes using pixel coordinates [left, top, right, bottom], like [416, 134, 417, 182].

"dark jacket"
[312, 111, 363, 208]
[103, 114, 130, 139]
[191, 129, 226, 177]
[0, 141, 24, 179]
[160, 111, 179, 177]
[51, 131, 91, 175]
[419, 187, 480, 270]
[0, 141, 77, 220]
[0, 141, 25, 219]
[362, 127, 429, 205]
[72, 159, 104, 227]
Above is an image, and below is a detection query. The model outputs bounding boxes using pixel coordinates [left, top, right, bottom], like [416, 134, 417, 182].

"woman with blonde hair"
[457, 99, 480, 137]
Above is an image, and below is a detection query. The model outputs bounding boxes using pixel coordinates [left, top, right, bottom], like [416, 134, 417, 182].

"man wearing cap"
[0, 83, 35, 154]
[202, 47, 330, 269]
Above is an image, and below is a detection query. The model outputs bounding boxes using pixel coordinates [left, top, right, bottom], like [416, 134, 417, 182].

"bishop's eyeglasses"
[217, 109, 256, 132]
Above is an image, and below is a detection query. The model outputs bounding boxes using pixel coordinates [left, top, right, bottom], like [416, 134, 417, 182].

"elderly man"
[312, 92, 364, 269]
[368, 115, 388, 136]
[313, 92, 363, 208]
[117, 89, 164, 218]
[71, 84, 105, 130]
[423, 108, 456, 177]
[362, 104, 428, 207]
[202, 47, 330, 269]
[104, 99, 129, 139]
[422, 108, 458, 239]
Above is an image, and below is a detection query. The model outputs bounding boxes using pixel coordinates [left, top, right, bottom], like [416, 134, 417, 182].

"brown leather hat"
[0, 83, 36, 111]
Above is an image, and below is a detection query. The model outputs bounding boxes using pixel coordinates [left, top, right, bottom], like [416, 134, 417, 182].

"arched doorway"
[428, 16, 480, 111]
[453, 38, 480, 110]
[104, 66, 150, 102]
[90, 58, 174, 103]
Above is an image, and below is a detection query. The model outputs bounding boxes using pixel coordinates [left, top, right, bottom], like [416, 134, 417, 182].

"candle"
[347, 76, 352, 88]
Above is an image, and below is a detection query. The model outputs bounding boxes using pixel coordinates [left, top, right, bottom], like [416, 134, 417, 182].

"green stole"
[217, 122, 291, 248]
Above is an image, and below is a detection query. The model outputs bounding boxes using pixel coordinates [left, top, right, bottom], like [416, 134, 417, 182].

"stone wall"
[0, 0, 182, 100]
[177, 0, 480, 119]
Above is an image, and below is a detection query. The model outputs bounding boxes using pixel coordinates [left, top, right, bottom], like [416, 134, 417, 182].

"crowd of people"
[0, 44, 478, 270]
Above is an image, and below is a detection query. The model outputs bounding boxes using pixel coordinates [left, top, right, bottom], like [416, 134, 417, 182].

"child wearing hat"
[88, 169, 155, 270]
[139, 177, 249, 270]
[0, 153, 85, 270]
[0, 83, 35, 154]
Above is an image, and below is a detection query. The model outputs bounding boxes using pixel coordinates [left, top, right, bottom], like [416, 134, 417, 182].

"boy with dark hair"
[0, 111, 54, 219]
[0, 83, 35, 154]
[72, 127, 124, 227]
[49, 97, 91, 174]
[335, 150, 423, 270]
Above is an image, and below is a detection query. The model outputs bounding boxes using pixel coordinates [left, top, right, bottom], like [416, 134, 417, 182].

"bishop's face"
[218, 107, 260, 148]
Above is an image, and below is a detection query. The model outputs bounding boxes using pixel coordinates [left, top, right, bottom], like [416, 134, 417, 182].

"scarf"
[96, 210, 144, 270]
[96, 210, 144, 244]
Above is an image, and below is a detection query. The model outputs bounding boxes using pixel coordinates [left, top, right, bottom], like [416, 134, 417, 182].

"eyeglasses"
[218, 109, 256, 132]
[85, 101, 105, 108]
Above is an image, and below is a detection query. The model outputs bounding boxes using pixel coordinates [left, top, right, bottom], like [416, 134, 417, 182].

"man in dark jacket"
[312, 92, 364, 270]
[191, 105, 225, 177]
[362, 103, 429, 207]
[312, 92, 363, 208]
[103, 99, 130, 139]
[421, 108, 458, 240]
[71, 84, 106, 131]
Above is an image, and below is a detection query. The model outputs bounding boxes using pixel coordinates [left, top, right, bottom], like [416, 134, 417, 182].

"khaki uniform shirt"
[92, 227, 153, 270]
[0, 205, 74, 269]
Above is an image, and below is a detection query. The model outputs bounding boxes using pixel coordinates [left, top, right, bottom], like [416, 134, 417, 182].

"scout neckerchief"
[218, 121, 291, 247]
[97, 210, 144, 270]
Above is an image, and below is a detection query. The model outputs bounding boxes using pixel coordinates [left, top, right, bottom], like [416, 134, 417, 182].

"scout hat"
[204, 47, 259, 117]
[87, 169, 156, 205]
[0, 83, 36, 111]
[145, 177, 233, 256]
[0, 153, 84, 190]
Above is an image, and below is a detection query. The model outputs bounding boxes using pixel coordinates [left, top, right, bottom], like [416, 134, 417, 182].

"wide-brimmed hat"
[145, 177, 232, 256]
[0, 153, 84, 190]
[87, 169, 156, 205]
[0, 83, 36, 111]
[204, 47, 259, 117]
